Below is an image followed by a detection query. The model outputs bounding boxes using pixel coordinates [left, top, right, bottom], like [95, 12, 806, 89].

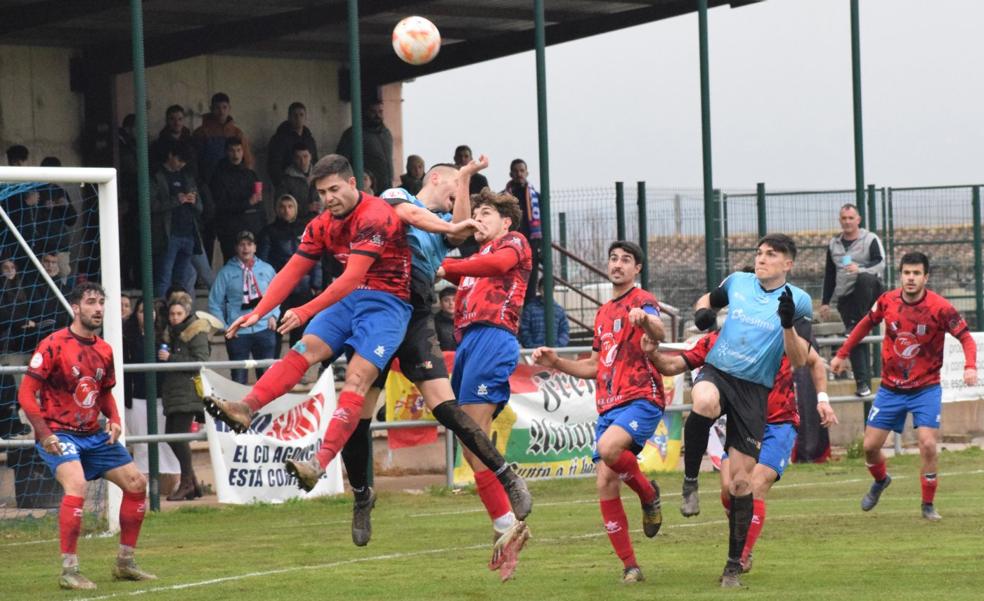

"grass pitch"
[4, 448, 984, 601]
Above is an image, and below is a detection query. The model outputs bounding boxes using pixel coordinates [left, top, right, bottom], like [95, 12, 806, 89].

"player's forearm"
[442, 251, 518, 279]
[646, 351, 687, 376]
[783, 328, 810, 368]
[958, 330, 978, 370]
[250, 254, 316, 319]
[640, 314, 665, 343]
[398, 203, 453, 234]
[293, 256, 372, 323]
[835, 315, 876, 359]
[808, 348, 828, 394]
[99, 390, 121, 426]
[453, 172, 472, 224]
[551, 356, 598, 380]
[18, 376, 52, 441]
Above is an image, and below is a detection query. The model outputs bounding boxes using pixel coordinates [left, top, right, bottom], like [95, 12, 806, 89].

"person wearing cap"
[208, 230, 280, 384]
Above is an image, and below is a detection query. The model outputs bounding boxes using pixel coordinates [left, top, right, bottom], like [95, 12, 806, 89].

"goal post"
[0, 166, 125, 531]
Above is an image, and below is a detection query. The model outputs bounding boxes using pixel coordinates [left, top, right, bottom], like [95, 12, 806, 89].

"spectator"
[0, 177, 40, 270]
[209, 137, 264, 262]
[123, 297, 181, 488]
[362, 169, 376, 196]
[35, 157, 78, 277]
[150, 105, 196, 175]
[40, 252, 75, 295]
[120, 294, 133, 322]
[193, 92, 253, 183]
[502, 158, 543, 303]
[0, 258, 34, 356]
[267, 102, 318, 187]
[434, 285, 457, 352]
[819, 203, 885, 397]
[158, 292, 210, 500]
[208, 230, 279, 384]
[336, 99, 393, 194]
[519, 280, 570, 348]
[152, 142, 206, 296]
[275, 143, 318, 211]
[399, 155, 425, 195]
[454, 145, 490, 194]
[5, 144, 28, 166]
[258, 195, 322, 357]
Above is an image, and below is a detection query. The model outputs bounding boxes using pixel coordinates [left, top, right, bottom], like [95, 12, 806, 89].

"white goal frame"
[0, 166, 125, 531]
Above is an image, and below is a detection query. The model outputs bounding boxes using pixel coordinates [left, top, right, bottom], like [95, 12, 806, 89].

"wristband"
[816, 392, 830, 404]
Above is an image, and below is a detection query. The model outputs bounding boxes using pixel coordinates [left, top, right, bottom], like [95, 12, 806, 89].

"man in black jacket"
[209, 137, 264, 262]
[267, 102, 319, 188]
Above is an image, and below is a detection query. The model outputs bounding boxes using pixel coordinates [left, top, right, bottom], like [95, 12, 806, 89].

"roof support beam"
[0, 0, 127, 36]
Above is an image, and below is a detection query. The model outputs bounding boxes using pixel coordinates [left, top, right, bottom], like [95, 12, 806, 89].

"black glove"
[777, 285, 795, 329]
[694, 308, 717, 331]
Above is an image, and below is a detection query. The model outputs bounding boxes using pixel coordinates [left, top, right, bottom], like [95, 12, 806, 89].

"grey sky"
[403, 0, 983, 192]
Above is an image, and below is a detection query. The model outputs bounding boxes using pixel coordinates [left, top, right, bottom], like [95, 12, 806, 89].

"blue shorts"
[303, 289, 411, 371]
[36, 431, 133, 481]
[452, 325, 519, 412]
[756, 422, 797, 480]
[867, 385, 942, 433]
[592, 399, 664, 463]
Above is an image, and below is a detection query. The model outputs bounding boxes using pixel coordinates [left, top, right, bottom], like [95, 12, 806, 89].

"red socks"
[921, 473, 938, 504]
[59, 495, 85, 554]
[474, 469, 512, 521]
[315, 391, 366, 469]
[867, 461, 888, 482]
[244, 350, 310, 411]
[606, 450, 655, 505]
[742, 499, 766, 561]
[599, 498, 637, 568]
[119, 490, 147, 548]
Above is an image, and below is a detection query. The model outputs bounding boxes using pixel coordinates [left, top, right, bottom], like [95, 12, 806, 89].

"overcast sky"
[403, 0, 984, 192]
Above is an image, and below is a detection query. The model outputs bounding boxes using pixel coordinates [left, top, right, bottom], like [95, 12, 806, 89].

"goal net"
[0, 167, 124, 536]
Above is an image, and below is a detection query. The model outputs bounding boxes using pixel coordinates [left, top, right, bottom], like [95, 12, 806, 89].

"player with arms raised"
[832, 251, 977, 520]
[19, 283, 155, 590]
[532, 241, 665, 584]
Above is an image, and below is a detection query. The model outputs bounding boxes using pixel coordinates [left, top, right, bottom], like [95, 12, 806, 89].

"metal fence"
[548, 183, 984, 335]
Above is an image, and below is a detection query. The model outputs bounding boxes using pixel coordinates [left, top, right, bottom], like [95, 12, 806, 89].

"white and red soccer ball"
[392, 16, 441, 65]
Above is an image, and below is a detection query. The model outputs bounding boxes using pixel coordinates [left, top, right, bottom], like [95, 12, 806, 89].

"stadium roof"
[0, 0, 765, 84]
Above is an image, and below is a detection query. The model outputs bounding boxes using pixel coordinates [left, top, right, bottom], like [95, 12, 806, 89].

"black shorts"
[695, 363, 769, 459]
[371, 270, 449, 388]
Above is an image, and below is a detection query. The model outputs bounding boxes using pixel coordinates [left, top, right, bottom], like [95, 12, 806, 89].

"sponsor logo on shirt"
[729, 308, 777, 332]
[29, 352, 43, 369]
[893, 332, 921, 359]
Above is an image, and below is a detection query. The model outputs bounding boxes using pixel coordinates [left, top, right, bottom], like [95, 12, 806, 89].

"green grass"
[4, 449, 984, 601]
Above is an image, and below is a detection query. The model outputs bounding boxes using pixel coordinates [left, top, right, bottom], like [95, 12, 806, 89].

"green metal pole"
[559, 212, 569, 281]
[130, 0, 159, 511]
[615, 182, 626, 241]
[347, 0, 364, 189]
[973, 186, 983, 329]
[850, 0, 866, 209]
[698, 0, 716, 292]
[866, 184, 877, 232]
[756, 182, 767, 238]
[534, 0, 555, 347]
[637, 181, 649, 291]
[887, 188, 896, 287]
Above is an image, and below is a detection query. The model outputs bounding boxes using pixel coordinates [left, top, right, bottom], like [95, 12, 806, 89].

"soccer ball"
[392, 16, 441, 65]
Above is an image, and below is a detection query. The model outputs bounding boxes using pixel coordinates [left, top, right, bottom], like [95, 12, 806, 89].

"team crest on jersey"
[613, 319, 622, 333]
[73, 376, 100, 409]
[893, 332, 922, 359]
[916, 324, 927, 336]
[29, 352, 43, 369]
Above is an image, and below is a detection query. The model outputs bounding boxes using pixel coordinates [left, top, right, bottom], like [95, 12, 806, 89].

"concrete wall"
[0, 46, 405, 186]
[0, 45, 82, 165]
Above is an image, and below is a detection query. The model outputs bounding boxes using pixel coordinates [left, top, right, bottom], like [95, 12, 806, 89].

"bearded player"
[532, 241, 665, 584]
[832, 252, 977, 520]
[19, 283, 155, 590]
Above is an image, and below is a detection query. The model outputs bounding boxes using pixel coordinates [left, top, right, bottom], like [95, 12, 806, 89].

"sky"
[402, 0, 984, 193]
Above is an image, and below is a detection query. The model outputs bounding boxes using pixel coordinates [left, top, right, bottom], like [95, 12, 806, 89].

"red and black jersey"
[592, 287, 666, 414]
[449, 232, 531, 337]
[683, 331, 799, 426]
[25, 328, 117, 435]
[839, 288, 972, 390]
[296, 193, 411, 301]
